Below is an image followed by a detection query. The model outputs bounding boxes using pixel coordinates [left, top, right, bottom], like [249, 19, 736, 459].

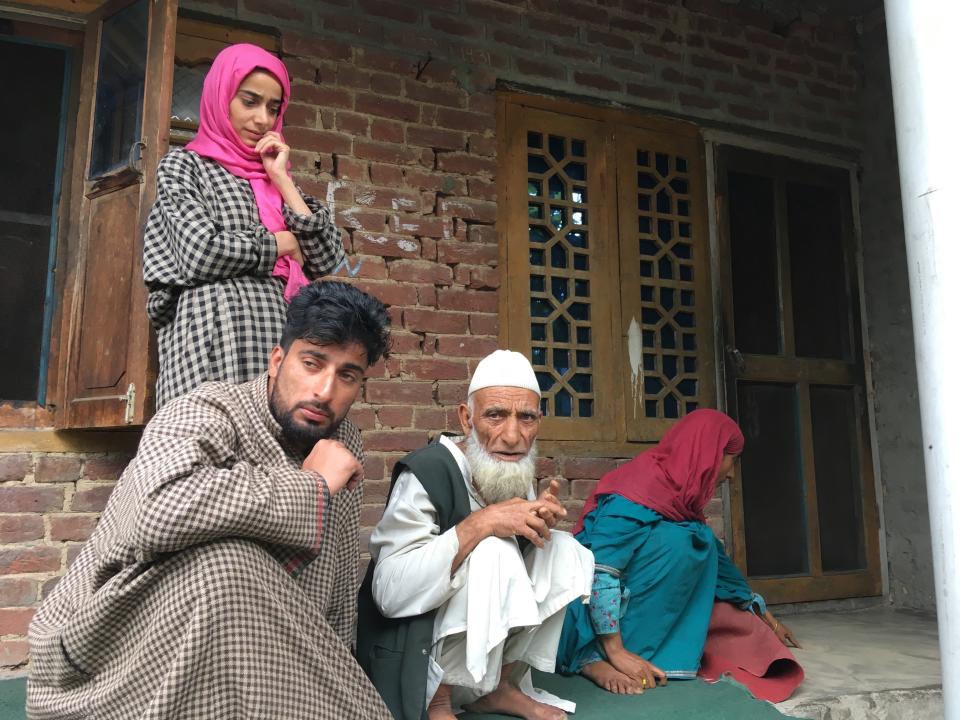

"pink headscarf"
[186, 43, 308, 301]
[574, 409, 745, 531]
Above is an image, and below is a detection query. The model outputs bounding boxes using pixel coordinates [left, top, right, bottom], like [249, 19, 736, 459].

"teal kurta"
[557, 494, 753, 674]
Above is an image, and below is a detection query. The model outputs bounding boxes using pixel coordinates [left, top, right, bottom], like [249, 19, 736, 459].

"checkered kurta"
[27, 374, 390, 720]
[143, 148, 345, 409]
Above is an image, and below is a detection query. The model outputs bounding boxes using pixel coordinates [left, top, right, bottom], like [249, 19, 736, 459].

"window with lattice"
[500, 99, 715, 443]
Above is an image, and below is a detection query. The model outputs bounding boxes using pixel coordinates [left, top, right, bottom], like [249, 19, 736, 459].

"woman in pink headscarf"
[557, 409, 804, 703]
[143, 43, 345, 408]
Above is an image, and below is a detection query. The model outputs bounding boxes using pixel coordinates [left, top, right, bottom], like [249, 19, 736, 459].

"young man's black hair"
[281, 281, 391, 365]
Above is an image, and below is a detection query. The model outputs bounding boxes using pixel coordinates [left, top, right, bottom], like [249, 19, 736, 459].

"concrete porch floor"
[777, 606, 942, 719]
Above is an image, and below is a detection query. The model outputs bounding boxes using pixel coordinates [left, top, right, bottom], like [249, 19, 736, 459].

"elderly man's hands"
[534, 479, 567, 529]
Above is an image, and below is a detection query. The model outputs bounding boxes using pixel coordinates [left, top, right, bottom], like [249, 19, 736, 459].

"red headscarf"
[185, 43, 308, 301]
[573, 409, 744, 532]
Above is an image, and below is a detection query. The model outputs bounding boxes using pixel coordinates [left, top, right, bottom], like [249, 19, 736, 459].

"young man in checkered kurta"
[28, 282, 392, 720]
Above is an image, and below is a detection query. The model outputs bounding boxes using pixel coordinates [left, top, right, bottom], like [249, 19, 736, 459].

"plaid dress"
[28, 374, 390, 720]
[143, 148, 345, 408]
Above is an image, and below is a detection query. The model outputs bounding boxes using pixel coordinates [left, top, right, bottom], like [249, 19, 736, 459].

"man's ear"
[457, 402, 472, 436]
[267, 345, 285, 379]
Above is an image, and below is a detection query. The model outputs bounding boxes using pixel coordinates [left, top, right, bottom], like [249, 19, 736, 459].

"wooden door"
[56, 0, 177, 428]
[717, 147, 882, 604]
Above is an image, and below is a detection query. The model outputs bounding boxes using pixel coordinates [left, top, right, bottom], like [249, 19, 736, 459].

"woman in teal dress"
[557, 409, 799, 696]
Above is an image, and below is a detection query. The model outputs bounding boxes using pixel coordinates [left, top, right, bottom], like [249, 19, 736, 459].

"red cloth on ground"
[574, 409, 745, 532]
[698, 601, 804, 703]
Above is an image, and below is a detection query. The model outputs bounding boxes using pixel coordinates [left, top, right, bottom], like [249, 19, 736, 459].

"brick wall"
[0, 0, 875, 671]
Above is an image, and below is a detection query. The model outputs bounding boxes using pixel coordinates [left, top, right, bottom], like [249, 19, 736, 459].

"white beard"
[464, 430, 538, 505]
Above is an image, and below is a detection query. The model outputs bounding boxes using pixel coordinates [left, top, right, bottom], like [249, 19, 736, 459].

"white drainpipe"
[884, 1, 960, 715]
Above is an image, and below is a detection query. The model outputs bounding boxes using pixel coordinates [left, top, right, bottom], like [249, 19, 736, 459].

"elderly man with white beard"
[356, 350, 595, 720]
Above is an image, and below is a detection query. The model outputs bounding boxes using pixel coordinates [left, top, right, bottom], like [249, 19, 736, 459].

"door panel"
[718, 147, 881, 604]
[56, 0, 177, 428]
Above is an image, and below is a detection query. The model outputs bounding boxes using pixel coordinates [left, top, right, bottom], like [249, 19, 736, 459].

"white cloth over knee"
[435, 532, 593, 696]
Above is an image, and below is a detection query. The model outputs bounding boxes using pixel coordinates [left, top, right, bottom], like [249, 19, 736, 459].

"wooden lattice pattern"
[634, 150, 700, 419]
[526, 131, 595, 418]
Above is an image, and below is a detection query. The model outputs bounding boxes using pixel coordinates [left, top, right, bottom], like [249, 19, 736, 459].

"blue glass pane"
[570, 302, 590, 320]
[670, 177, 689, 194]
[676, 156, 688, 172]
[676, 311, 695, 327]
[643, 353, 656, 371]
[679, 222, 691, 238]
[576, 350, 591, 367]
[549, 175, 566, 200]
[645, 399, 658, 417]
[674, 242, 692, 259]
[658, 219, 673, 241]
[553, 349, 569, 374]
[682, 333, 696, 351]
[657, 190, 671, 213]
[530, 298, 552, 317]
[663, 355, 678, 379]
[637, 150, 649, 167]
[574, 253, 589, 271]
[639, 217, 652, 234]
[550, 206, 566, 230]
[536, 371, 555, 392]
[577, 326, 591, 344]
[528, 180, 541, 197]
[641, 285, 654, 301]
[678, 378, 697, 396]
[571, 139, 586, 157]
[638, 172, 656, 189]
[528, 132, 543, 149]
[528, 203, 543, 219]
[684, 356, 697, 372]
[680, 265, 694, 281]
[530, 225, 551, 244]
[678, 199, 690, 216]
[555, 388, 572, 417]
[660, 287, 674, 310]
[530, 275, 545, 292]
[531, 323, 546, 341]
[645, 376, 663, 394]
[572, 210, 587, 225]
[565, 162, 586, 181]
[553, 316, 570, 342]
[579, 399, 593, 417]
[664, 393, 679, 418]
[655, 152, 669, 177]
[532, 346, 546, 365]
[658, 257, 674, 280]
[572, 186, 587, 203]
[640, 261, 652, 277]
[566, 231, 588, 248]
[551, 277, 569, 302]
[528, 155, 549, 174]
[575, 279, 589, 297]
[681, 289, 694, 306]
[530, 248, 545, 266]
[642, 307, 659, 324]
[661, 324, 676, 349]
[549, 135, 565, 162]
[638, 194, 651, 211]
[541, 398, 549, 415]
[642, 330, 655, 348]
[685, 401, 698, 413]
[551, 244, 568, 268]
[571, 373, 592, 392]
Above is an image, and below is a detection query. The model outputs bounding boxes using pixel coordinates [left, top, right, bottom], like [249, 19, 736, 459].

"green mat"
[460, 671, 800, 720]
[0, 676, 26, 720]
[0, 672, 804, 719]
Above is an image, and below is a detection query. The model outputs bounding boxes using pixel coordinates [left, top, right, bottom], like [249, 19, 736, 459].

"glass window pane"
[738, 382, 809, 577]
[787, 182, 852, 360]
[728, 172, 781, 355]
[811, 385, 866, 572]
[89, 0, 149, 177]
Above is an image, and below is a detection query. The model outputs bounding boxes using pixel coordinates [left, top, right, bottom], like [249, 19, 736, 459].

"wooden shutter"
[54, 0, 177, 428]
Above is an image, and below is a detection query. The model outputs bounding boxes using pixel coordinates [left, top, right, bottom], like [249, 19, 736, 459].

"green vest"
[356, 439, 471, 720]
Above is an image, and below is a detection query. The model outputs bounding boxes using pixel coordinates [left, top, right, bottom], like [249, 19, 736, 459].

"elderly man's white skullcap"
[468, 350, 542, 398]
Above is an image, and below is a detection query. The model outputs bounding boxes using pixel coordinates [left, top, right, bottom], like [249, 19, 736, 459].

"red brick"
[0, 487, 63, 513]
[389, 215, 450, 238]
[564, 457, 621, 479]
[323, 14, 386, 42]
[625, 83, 672, 103]
[363, 431, 430, 453]
[0, 640, 28, 668]
[436, 335, 498, 356]
[402, 358, 470, 380]
[428, 13, 482, 37]
[294, 83, 354, 110]
[515, 56, 566, 80]
[285, 104, 318, 129]
[352, 231, 421, 259]
[388, 260, 454, 285]
[467, 265, 500, 289]
[354, 187, 422, 212]
[369, 163, 405, 186]
[337, 210, 387, 233]
[71, 484, 115, 512]
[370, 73, 403, 97]
[282, 33, 353, 62]
[366, 380, 435, 405]
[405, 169, 468, 195]
[335, 111, 370, 136]
[0, 546, 61, 575]
[662, 67, 705, 90]
[584, 28, 634, 52]
[354, 139, 420, 165]
[465, 0, 523, 24]
[806, 81, 846, 101]
[438, 106, 494, 134]
[678, 93, 720, 111]
[35, 456, 81, 484]
[242, 0, 308, 22]
[348, 406, 377, 430]
[407, 126, 466, 151]
[371, 119, 405, 144]
[437, 288, 498, 313]
[284, 128, 353, 156]
[467, 135, 496, 158]
[0, 454, 30, 482]
[0, 608, 35, 636]
[388, 331, 423, 355]
[356, 280, 420, 307]
[404, 308, 469, 334]
[404, 80, 464, 108]
[570, 478, 597, 500]
[420, 237, 439, 261]
[437, 240, 498, 265]
[737, 65, 772, 83]
[0, 515, 44, 544]
[713, 79, 753, 97]
[363, 454, 387, 483]
[436, 382, 470, 405]
[776, 56, 814, 76]
[376, 406, 413, 428]
[357, 0, 420, 22]
[49, 514, 99, 542]
[84, 455, 129, 482]
[574, 70, 626, 93]
[355, 93, 421, 123]
[0, 578, 36, 607]
[437, 153, 496, 176]
[536, 457, 558, 477]
[468, 224, 497, 244]
[439, 197, 497, 223]
[727, 103, 769, 122]
[469, 313, 499, 335]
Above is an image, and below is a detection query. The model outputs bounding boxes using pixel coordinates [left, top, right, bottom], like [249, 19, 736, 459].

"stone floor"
[776, 606, 942, 719]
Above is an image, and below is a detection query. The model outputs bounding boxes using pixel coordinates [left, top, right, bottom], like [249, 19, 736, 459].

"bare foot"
[466, 681, 567, 720]
[581, 659, 642, 695]
[427, 683, 457, 720]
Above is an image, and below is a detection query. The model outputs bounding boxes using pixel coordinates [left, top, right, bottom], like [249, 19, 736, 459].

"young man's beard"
[269, 381, 341, 453]
[464, 430, 538, 505]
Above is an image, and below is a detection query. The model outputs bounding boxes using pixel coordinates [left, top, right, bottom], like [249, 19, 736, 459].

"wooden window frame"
[497, 92, 716, 457]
